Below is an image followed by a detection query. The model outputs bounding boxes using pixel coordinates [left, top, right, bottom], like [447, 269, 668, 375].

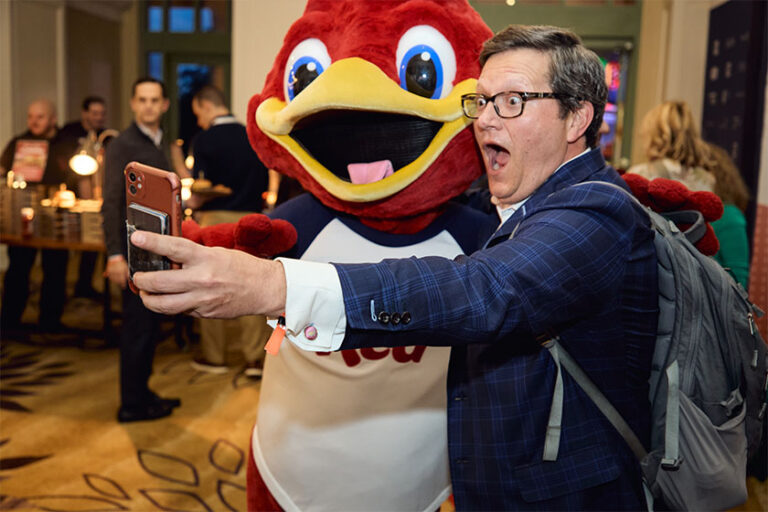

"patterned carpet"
[0, 250, 260, 512]
[0, 330, 261, 511]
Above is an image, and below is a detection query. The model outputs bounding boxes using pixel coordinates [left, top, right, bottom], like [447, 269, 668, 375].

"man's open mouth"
[484, 143, 510, 171]
[290, 110, 442, 182]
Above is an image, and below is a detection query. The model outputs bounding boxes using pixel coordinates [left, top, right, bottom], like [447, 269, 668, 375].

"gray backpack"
[541, 181, 768, 511]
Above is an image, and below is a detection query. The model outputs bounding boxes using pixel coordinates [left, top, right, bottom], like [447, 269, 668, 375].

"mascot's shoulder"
[269, 193, 330, 227]
[439, 200, 498, 253]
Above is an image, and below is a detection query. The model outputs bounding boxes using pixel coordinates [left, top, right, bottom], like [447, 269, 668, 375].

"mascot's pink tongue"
[348, 160, 394, 184]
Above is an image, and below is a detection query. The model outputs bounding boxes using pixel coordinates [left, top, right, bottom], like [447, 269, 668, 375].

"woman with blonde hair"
[707, 142, 750, 289]
[629, 100, 715, 192]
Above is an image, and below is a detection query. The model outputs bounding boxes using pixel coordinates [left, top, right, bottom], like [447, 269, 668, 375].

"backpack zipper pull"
[748, 313, 759, 368]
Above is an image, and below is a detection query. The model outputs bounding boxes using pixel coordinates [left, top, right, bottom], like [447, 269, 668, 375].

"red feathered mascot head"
[246, 0, 492, 233]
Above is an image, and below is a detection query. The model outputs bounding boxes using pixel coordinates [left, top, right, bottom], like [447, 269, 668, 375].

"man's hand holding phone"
[105, 255, 130, 289]
[129, 230, 287, 319]
[124, 162, 182, 293]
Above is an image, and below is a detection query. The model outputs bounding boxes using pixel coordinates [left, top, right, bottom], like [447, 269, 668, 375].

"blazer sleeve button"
[401, 311, 411, 324]
[377, 311, 390, 324]
[391, 312, 401, 325]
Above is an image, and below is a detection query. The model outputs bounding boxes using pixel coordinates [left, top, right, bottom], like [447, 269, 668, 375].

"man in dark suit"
[101, 77, 180, 423]
[132, 25, 658, 509]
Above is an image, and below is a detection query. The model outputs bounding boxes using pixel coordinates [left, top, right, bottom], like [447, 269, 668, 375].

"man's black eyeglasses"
[461, 91, 564, 119]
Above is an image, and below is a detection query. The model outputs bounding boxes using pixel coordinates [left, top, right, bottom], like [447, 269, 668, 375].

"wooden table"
[1, 233, 190, 349]
[0, 233, 105, 252]
[0, 233, 113, 343]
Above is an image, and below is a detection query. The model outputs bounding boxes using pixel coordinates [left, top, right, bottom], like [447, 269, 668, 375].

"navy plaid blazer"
[335, 148, 658, 511]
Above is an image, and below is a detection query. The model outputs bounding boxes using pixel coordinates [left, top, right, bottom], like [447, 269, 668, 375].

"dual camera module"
[127, 171, 143, 195]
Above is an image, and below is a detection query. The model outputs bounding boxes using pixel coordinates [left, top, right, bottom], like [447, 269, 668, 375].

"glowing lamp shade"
[181, 177, 194, 201]
[69, 151, 99, 176]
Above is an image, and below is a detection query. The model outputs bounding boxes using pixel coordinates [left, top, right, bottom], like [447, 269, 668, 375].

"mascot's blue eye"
[287, 57, 324, 101]
[283, 38, 332, 102]
[399, 46, 442, 99]
[396, 25, 457, 100]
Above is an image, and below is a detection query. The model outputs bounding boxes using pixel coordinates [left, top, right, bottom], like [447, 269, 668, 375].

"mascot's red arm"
[182, 214, 297, 258]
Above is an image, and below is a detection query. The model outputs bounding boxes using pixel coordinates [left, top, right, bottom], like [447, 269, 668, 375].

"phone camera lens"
[128, 172, 137, 182]
[129, 184, 137, 195]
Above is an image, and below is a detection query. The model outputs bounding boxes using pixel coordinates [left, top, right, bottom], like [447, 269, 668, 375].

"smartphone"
[124, 162, 182, 293]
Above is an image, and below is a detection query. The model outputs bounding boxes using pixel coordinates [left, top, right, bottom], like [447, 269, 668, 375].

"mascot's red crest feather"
[247, 0, 492, 233]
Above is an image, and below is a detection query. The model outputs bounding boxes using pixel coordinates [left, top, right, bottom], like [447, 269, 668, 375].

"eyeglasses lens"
[498, 93, 522, 118]
[463, 93, 523, 119]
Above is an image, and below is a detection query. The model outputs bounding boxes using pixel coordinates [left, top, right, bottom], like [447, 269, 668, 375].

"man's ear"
[566, 101, 594, 144]
[162, 98, 170, 114]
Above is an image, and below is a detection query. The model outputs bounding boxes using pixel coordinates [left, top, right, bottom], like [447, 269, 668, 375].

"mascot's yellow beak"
[256, 57, 475, 202]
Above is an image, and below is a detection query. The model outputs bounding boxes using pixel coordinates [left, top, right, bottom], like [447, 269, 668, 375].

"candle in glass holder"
[20, 207, 35, 237]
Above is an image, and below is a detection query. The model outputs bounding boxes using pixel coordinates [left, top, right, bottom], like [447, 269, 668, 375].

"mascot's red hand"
[181, 215, 297, 258]
[182, 219, 203, 243]
[234, 215, 298, 258]
[622, 174, 723, 256]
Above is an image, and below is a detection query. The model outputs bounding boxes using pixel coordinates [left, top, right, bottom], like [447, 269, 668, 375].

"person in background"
[101, 77, 181, 422]
[58, 96, 109, 299]
[58, 96, 107, 150]
[628, 100, 714, 192]
[132, 25, 659, 510]
[187, 84, 272, 377]
[706, 142, 750, 289]
[0, 99, 71, 333]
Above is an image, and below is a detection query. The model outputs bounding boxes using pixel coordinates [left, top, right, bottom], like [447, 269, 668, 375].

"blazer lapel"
[483, 148, 608, 249]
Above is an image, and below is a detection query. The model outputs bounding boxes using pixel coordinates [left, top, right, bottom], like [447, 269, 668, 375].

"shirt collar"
[136, 122, 163, 148]
[494, 148, 591, 225]
[210, 115, 238, 126]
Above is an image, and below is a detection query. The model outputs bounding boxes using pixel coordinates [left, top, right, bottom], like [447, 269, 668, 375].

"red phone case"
[124, 161, 182, 293]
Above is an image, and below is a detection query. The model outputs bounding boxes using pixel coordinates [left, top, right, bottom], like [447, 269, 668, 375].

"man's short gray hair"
[479, 25, 607, 149]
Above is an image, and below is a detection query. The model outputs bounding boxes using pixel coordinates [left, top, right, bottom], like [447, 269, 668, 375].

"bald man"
[0, 99, 70, 184]
[1, 99, 72, 333]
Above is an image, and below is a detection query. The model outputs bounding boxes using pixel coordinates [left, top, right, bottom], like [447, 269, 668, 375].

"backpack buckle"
[661, 457, 683, 471]
[720, 389, 744, 417]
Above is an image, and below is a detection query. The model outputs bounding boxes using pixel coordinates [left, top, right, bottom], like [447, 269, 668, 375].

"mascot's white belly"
[253, 218, 461, 512]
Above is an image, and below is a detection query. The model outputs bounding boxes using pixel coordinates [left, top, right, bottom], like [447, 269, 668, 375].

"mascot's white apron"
[253, 218, 461, 512]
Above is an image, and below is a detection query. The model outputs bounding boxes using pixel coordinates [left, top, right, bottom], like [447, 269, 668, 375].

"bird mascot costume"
[241, 1, 492, 510]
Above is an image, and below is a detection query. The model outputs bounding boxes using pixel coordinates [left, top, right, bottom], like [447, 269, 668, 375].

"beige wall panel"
[631, 0, 671, 166]
[66, 8, 121, 129]
[1, 1, 13, 146]
[663, 0, 710, 125]
[10, 0, 61, 133]
[119, 1, 139, 129]
[231, 0, 306, 122]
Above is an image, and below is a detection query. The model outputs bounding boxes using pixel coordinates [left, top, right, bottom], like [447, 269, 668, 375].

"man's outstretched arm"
[131, 229, 347, 351]
[131, 230, 287, 318]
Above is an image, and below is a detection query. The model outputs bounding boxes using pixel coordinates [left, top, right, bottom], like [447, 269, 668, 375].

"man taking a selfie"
[132, 26, 659, 508]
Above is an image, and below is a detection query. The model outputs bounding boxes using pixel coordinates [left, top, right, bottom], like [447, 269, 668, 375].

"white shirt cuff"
[270, 257, 346, 352]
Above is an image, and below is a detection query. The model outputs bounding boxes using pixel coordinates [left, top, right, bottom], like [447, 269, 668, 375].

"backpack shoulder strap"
[541, 338, 649, 462]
